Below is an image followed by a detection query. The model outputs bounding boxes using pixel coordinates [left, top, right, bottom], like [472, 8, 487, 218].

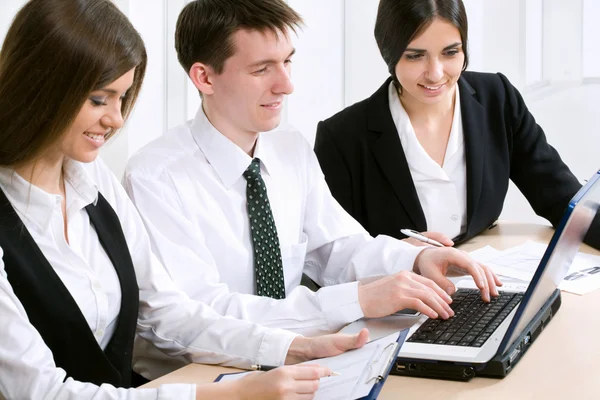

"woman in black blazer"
[315, 0, 599, 249]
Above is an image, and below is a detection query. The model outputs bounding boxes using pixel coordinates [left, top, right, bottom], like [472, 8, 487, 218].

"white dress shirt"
[0, 158, 298, 399]
[124, 108, 424, 340]
[388, 82, 468, 239]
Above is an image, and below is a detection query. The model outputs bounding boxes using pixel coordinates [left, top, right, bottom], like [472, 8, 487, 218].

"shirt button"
[95, 329, 104, 337]
[451, 215, 459, 221]
[92, 281, 102, 290]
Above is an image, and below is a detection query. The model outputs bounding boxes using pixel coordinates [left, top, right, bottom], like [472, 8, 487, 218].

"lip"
[83, 131, 106, 148]
[261, 101, 283, 109]
[418, 82, 446, 96]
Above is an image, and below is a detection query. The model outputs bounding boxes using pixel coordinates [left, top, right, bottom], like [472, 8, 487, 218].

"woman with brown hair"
[0, 1, 367, 398]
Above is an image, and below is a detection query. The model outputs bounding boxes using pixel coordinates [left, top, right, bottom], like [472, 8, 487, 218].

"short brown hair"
[374, 0, 469, 88]
[0, 0, 147, 166]
[175, 0, 303, 75]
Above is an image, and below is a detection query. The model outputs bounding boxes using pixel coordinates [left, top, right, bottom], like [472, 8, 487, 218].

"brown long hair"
[0, 0, 147, 166]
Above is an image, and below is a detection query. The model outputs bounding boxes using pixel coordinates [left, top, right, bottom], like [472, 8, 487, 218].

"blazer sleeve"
[499, 73, 600, 249]
[314, 120, 355, 216]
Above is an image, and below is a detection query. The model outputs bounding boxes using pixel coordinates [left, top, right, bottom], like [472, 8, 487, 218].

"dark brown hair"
[175, 0, 303, 75]
[0, 0, 147, 166]
[374, 0, 469, 88]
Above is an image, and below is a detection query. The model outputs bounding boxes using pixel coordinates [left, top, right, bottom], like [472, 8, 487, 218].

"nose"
[426, 57, 444, 82]
[101, 102, 125, 131]
[272, 64, 294, 95]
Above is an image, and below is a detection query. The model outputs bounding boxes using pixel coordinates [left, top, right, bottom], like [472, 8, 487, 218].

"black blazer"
[315, 71, 600, 249]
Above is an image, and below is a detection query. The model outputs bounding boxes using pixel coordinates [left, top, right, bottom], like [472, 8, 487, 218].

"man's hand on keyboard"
[358, 271, 456, 320]
[413, 247, 502, 302]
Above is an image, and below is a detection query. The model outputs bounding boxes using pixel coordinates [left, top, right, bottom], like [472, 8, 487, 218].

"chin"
[70, 151, 100, 164]
[260, 118, 282, 133]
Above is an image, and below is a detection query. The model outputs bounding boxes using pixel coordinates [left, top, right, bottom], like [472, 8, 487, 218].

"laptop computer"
[344, 170, 600, 381]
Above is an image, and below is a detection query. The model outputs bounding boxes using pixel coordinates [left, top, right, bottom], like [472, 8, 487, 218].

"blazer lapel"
[368, 78, 427, 230]
[458, 77, 486, 232]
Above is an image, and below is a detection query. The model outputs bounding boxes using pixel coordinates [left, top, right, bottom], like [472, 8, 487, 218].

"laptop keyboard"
[406, 289, 524, 347]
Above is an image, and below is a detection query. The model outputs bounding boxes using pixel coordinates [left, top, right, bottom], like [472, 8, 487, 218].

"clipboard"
[214, 329, 408, 400]
[359, 329, 407, 400]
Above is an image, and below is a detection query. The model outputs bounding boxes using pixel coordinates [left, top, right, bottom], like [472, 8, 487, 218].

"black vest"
[0, 189, 139, 388]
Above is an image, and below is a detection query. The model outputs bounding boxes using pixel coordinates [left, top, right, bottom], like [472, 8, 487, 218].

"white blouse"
[388, 81, 468, 239]
[0, 158, 298, 399]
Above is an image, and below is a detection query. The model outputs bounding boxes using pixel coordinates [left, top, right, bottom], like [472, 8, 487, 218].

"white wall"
[102, 0, 170, 179]
[525, 0, 544, 86]
[286, 0, 345, 146]
[545, 0, 583, 84]
[343, 0, 387, 107]
[582, 0, 600, 78]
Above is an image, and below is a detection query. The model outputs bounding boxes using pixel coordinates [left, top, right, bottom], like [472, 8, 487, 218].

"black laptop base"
[392, 289, 562, 381]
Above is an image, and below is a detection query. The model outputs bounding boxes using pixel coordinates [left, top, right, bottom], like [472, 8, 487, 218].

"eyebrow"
[94, 88, 130, 96]
[247, 48, 296, 69]
[405, 42, 462, 53]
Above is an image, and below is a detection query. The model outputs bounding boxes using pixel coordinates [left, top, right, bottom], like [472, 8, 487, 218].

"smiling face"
[58, 68, 135, 163]
[394, 18, 465, 108]
[200, 28, 295, 143]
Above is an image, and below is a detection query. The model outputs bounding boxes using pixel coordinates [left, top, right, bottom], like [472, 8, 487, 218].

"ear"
[189, 62, 215, 96]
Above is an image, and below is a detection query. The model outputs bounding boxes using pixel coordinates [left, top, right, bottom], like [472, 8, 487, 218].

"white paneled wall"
[103, 0, 169, 178]
[525, 0, 544, 86]
[582, 0, 600, 79]
[286, 0, 345, 146]
[343, 0, 387, 107]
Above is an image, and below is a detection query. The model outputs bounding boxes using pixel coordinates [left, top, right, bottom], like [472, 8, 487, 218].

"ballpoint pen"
[400, 229, 445, 247]
[250, 365, 341, 376]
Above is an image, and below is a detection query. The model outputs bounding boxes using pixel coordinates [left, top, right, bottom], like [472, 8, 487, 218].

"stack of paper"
[469, 241, 600, 295]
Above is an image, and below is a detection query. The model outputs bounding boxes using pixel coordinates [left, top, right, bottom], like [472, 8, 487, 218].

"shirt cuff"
[256, 328, 300, 366]
[392, 242, 426, 273]
[317, 281, 364, 331]
[157, 383, 196, 400]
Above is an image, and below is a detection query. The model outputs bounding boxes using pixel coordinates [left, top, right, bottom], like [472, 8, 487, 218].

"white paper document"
[217, 332, 402, 400]
[469, 241, 600, 295]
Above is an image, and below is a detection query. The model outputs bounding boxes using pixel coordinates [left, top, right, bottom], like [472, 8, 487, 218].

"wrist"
[357, 283, 370, 318]
[285, 336, 310, 364]
[413, 246, 433, 274]
[195, 380, 244, 400]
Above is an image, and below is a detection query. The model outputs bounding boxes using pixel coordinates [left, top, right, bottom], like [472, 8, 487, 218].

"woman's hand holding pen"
[202, 332, 368, 400]
[211, 365, 333, 400]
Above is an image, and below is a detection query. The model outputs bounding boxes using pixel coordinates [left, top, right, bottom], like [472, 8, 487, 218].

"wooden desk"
[143, 223, 600, 398]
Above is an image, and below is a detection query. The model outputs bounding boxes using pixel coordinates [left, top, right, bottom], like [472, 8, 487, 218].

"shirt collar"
[388, 81, 463, 179]
[0, 159, 98, 232]
[190, 107, 274, 189]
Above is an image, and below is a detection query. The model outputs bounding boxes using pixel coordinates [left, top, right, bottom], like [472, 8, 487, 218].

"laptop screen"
[498, 171, 600, 353]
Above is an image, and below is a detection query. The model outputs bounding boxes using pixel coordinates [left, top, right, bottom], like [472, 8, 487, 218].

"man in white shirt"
[124, 0, 499, 344]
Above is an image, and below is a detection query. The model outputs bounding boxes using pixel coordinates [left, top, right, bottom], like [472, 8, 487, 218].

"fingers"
[353, 328, 369, 349]
[339, 327, 369, 351]
[481, 263, 499, 297]
[268, 366, 323, 398]
[289, 365, 332, 380]
[421, 231, 454, 247]
[405, 286, 453, 319]
[446, 250, 492, 300]
[413, 267, 456, 297]
[398, 275, 453, 319]
[400, 297, 438, 319]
